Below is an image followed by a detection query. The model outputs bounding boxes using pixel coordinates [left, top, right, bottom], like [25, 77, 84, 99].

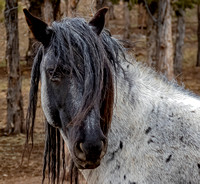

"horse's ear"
[89, 7, 108, 35]
[23, 9, 52, 46]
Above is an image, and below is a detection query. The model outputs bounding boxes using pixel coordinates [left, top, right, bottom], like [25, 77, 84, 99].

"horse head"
[24, 7, 114, 171]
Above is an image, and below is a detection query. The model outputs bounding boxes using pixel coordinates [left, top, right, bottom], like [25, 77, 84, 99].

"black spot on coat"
[166, 154, 172, 163]
[145, 127, 152, 134]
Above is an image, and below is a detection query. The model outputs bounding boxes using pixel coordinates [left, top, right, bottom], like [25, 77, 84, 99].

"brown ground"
[0, 2, 200, 184]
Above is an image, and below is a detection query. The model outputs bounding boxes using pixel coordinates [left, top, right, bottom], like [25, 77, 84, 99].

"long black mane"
[25, 17, 125, 184]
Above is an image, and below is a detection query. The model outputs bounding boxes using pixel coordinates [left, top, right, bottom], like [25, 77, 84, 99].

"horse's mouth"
[74, 158, 101, 169]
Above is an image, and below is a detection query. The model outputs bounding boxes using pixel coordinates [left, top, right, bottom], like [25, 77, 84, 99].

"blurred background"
[0, 0, 200, 183]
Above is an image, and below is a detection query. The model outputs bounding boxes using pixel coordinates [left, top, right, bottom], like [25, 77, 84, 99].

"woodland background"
[0, 0, 200, 183]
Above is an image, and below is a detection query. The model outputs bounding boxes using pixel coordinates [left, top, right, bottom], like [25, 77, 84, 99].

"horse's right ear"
[23, 9, 52, 46]
[89, 7, 108, 35]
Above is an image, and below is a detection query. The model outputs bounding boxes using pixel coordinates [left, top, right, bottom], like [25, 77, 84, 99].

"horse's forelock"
[100, 65, 114, 135]
[49, 18, 115, 127]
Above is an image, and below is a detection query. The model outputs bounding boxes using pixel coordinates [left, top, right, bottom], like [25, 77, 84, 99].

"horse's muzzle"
[73, 138, 107, 169]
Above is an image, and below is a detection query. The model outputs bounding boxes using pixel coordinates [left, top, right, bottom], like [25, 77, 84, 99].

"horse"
[23, 7, 200, 184]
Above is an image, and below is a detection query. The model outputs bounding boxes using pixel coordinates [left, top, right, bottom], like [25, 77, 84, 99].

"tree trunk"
[145, 1, 158, 67]
[53, 0, 61, 20]
[174, 8, 185, 76]
[26, 0, 44, 66]
[64, 0, 69, 16]
[59, 0, 68, 17]
[123, 1, 130, 39]
[146, 7, 157, 67]
[138, 3, 146, 33]
[96, 0, 105, 10]
[42, 0, 61, 23]
[4, 0, 24, 134]
[68, 0, 79, 17]
[42, 0, 61, 24]
[108, 2, 115, 20]
[156, 0, 174, 80]
[43, 0, 54, 24]
[197, 4, 200, 67]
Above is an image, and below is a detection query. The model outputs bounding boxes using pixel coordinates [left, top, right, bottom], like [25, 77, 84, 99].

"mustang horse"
[24, 7, 200, 184]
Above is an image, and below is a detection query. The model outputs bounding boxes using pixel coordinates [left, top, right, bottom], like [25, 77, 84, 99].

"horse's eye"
[47, 69, 63, 82]
[47, 67, 71, 82]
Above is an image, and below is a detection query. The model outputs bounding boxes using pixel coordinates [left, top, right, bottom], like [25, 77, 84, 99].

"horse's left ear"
[89, 7, 108, 35]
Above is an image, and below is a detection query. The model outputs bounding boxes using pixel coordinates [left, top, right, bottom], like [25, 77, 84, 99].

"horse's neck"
[81, 60, 200, 184]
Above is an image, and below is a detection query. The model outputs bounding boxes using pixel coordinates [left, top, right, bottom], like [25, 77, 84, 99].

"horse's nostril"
[100, 141, 106, 158]
[101, 140, 104, 148]
[75, 142, 86, 161]
[99, 140, 103, 151]
[79, 142, 84, 153]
